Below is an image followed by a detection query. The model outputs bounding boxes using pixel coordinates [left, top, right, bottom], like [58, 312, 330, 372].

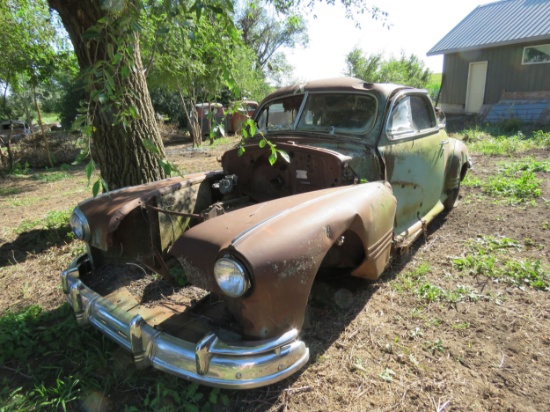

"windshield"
[256, 93, 377, 135]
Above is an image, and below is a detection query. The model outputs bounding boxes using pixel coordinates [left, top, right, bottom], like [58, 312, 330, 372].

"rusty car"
[225, 100, 259, 134]
[62, 78, 471, 389]
[195, 102, 225, 137]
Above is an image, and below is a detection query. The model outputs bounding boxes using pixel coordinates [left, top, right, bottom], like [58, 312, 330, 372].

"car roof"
[262, 77, 414, 103]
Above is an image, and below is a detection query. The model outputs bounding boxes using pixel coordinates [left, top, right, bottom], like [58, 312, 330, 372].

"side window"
[387, 96, 414, 137]
[387, 95, 436, 139]
[410, 96, 436, 131]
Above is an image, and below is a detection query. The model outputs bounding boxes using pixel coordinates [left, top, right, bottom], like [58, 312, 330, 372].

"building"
[428, 0, 550, 123]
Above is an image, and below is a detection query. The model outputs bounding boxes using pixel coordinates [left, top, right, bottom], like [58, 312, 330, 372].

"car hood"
[76, 172, 222, 250]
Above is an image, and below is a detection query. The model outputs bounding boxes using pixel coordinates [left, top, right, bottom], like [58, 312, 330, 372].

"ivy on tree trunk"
[48, 0, 166, 190]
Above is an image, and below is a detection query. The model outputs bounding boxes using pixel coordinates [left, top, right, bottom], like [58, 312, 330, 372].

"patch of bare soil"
[0, 132, 548, 411]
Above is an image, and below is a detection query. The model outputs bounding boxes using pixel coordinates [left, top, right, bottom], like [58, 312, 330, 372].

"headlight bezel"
[70, 207, 91, 241]
[213, 256, 251, 298]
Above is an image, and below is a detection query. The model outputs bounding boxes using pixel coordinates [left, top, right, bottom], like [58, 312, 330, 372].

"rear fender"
[444, 139, 471, 193]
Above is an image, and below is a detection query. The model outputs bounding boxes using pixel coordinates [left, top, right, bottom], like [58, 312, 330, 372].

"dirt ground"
[0, 130, 548, 411]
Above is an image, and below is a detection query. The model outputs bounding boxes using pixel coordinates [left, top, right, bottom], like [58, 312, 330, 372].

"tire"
[443, 184, 460, 211]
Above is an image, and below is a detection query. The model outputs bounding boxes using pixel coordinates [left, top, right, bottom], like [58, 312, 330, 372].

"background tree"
[0, 0, 68, 170]
[345, 47, 431, 89]
[237, 1, 308, 79]
[146, 5, 246, 147]
[44, 0, 382, 190]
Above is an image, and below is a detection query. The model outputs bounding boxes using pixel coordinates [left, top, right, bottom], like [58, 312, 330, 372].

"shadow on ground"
[0, 226, 71, 267]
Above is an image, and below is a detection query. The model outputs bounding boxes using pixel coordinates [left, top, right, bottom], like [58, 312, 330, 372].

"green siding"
[441, 40, 550, 106]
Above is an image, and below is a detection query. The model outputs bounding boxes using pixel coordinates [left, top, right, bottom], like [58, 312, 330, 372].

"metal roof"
[427, 0, 550, 56]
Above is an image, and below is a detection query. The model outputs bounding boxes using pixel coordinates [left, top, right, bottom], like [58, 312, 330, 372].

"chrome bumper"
[61, 256, 309, 389]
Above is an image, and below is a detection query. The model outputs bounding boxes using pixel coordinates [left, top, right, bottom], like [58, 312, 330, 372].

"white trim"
[522, 43, 550, 65]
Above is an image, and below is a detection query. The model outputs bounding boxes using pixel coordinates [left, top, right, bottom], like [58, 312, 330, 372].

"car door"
[378, 92, 449, 236]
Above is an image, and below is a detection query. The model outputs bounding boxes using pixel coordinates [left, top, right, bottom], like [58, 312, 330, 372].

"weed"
[0, 187, 21, 196]
[453, 235, 549, 290]
[453, 322, 471, 330]
[9, 162, 31, 176]
[32, 171, 71, 183]
[31, 376, 80, 411]
[483, 171, 541, 204]
[532, 130, 550, 147]
[461, 174, 482, 188]
[498, 158, 550, 174]
[0, 303, 234, 411]
[8, 196, 41, 207]
[409, 327, 423, 339]
[379, 368, 396, 382]
[424, 339, 444, 355]
[15, 209, 72, 234]
[392, 263, 431, 292]
[504, 259, 548, 289]
[0, 305, 43, 363]
[417, 283, 445, 303]
[466, 128, 550, 155]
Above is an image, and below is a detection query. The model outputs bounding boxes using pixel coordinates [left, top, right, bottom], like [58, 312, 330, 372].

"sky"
[285, 0, 489, 81]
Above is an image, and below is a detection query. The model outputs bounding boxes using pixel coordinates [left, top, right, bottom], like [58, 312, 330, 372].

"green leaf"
[259, 139, 266, 148]
[85, 160, 95, 184]
[277, 149, 290, 163]
[238, 146, 246, 156]
[249, 122, 257, 136]
[82, 125, 95, 137]
[92, 180, 101, 197]
[159, 159, 172, 175]
[143, 139, 160, 154]
[98, 94, 109, 104]
[128, 105, 140, 119]
[268, 151, 277, 166]
[82, 29, 101, 40]
[121, 65, 130, 79]
[101, 178, 109, 193]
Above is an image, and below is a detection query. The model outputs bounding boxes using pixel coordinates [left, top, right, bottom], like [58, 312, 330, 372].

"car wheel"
[443, 184, 460, 211]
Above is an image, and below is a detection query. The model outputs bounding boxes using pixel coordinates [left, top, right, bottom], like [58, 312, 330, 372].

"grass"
[31, 171, 71, 183]
[0, 187, 21, 196]
[461, 128, 550, 155]
[0, 304, 231, 411]
[462, 158, 546, 205]
[393, 264, 488, 303]
[452, 235, 549, 290]
[15, 209, 73, 235]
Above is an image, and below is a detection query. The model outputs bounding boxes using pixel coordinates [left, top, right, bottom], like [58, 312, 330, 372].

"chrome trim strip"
[61, 257, 309, 389]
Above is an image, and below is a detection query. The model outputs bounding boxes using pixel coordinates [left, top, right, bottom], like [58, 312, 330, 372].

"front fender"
[171, 182, 396, 339]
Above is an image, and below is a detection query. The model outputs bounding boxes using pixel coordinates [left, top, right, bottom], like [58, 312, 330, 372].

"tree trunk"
[32, 83, 53, 168]
[48, 0, 166, 190]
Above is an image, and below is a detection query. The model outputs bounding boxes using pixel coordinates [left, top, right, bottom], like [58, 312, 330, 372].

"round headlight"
[70, 208, 90, 241]
[213, 257, 251, 298]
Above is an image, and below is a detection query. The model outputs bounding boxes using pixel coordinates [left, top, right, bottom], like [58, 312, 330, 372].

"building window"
[522, 44, 550, 65]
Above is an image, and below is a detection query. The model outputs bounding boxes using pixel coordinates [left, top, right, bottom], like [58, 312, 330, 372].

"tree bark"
[48, 0, 166, 190]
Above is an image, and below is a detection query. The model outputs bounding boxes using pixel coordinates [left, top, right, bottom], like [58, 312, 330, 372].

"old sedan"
[62, 78, 471, 389]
